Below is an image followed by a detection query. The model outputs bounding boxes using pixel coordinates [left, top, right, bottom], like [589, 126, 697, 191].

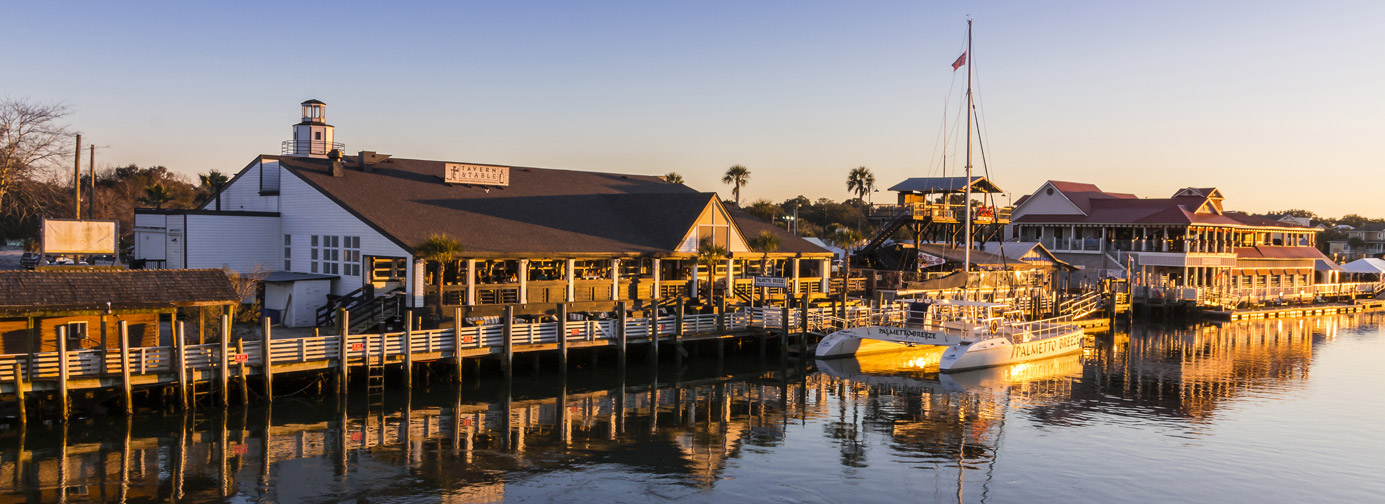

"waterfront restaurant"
[1008, 181, 1338, 298]
[134, 101, 832, 327]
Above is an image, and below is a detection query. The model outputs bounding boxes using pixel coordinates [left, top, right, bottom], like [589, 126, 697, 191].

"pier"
[0, 301, 895, 417]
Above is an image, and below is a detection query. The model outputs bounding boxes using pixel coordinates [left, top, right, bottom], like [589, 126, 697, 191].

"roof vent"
[357, 151, 392, 172]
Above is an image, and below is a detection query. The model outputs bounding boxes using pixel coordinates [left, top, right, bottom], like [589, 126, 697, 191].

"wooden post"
[404, 313, 414, 388]
[717, 295, 726, 334]
[616, 301, 628, 362]
[12, 361, 25, 419]
[219, 314, 230, 406]
[800, 292, 811, 354]
[261, 316, 273, 400]
[452, 307, 464, 383]
[57, 326, 70, 418]
[175, 321, 188, 410]
[781, 303, 791, 355]
[502, 306, 514, 378]
[237, 338, 249, 405]
[556, 303, 568, 373]
[337, 308, 349, 393]
[649, 310, 658, 361]
[674, 301, 685, 352]
[119, 321, 132, 414]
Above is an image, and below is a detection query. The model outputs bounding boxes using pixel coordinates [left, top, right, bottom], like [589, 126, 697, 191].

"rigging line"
[931, 25, 973, 178]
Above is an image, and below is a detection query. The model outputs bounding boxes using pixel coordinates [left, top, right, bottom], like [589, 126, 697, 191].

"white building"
[134, 101, 831, 328]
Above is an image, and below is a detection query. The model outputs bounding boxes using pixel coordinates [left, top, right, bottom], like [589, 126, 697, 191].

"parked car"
[20, 252, 40, 269]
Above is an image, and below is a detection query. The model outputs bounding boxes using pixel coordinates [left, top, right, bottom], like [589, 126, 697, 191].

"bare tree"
[0, 99, 72, 221]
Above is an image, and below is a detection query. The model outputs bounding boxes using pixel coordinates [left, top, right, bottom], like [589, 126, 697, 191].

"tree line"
[0, 98, 228, 250]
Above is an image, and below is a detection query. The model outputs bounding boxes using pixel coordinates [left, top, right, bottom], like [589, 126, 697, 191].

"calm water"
[4, 314, 1385, 503]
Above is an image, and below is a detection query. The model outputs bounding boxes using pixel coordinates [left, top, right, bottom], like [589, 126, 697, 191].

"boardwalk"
[0, 303, 900, 411]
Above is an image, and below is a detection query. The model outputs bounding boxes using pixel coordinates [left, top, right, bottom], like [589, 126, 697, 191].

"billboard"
[42, 219, 118, 254]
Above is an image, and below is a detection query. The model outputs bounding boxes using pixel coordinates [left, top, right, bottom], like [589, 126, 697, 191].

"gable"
[675, 199, 750, 254]
[1012, 182, 1084, 219]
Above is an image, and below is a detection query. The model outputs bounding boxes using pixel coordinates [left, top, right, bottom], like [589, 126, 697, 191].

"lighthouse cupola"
[284, 99, 340, 158]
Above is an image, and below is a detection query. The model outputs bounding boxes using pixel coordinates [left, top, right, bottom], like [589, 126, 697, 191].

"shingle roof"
[887, 176, 1003, 194]
[724, 205, 831, 255]
[276, 156, 829, 257]
[0, 269, 239, 313]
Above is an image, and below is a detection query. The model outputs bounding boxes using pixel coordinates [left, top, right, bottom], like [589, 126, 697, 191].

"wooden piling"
[237, 338, 249, 405]
[12, 361, 25, 419]
[502, 306, 514, 377]
[800, 292, 810, 355]
[674, 301, 685, 353]
[648, 310, 658, 362]
[261, 316, 273, 400]
[556, 303, 568, 373]
[118, 321, 132, 414]
[57, 326, 69, 418]
[175, 321, 188, 410]
[717, 296, 726, 334]
[219, 314, 230, 406]
[337, 308, 349, 393]
[616, 301, 628, 362]
[452, 307, 464, 383]
[404, 313, 414, 388]
[780, 303, 791, 355]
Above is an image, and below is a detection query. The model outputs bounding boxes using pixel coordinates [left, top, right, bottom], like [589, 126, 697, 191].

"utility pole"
[89, 144, 96, 219]
[73, 134, 82, 219]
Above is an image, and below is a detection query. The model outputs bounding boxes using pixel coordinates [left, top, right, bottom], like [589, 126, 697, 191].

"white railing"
[0, 302, 926, 389]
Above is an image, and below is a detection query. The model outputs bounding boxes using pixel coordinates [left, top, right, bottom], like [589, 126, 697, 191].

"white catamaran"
[816, 19, 1087, 367]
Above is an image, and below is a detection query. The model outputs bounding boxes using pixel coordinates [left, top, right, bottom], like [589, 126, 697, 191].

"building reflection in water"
[0, 313, 1374, 502]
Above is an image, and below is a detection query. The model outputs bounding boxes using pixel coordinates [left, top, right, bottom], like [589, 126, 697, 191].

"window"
[61, 322, 87, 349]
[311, 235, 358, 276]
[315, 131, 322, 140]
[284, 235, 292, 271]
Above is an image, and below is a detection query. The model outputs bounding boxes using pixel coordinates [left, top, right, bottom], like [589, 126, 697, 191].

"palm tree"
[138, 183, 173, 209]
[747, 231, 781, 276]
[846, 166, 875, 206]
[664, 172, 684, 184]
[696, 237, 728, 300]
[415, 233, 463, 318]
[199, 170, 229, 210]
[722, 165, 750, 206]
[831, 228, 865, 290]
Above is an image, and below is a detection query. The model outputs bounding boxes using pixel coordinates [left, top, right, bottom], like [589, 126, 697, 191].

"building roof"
[1342, 257, 1385, 274]
[1232, 246, 1333, 261]
[723, 205, 829, 255]
[1017, 181, 1321, 233]
[0, 269, 239, 313]
[887, 176, 1003, 194]
[275, 156, 829, 258]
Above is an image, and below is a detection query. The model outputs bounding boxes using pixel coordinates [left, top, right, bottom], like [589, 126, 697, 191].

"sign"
[918, 252, 947, 268]
[444, 163, 510, 186]
[232, 443, 248, 455]
[42, 219, 118, 254]
[753, 276, 789, 288]
[234, 353, 249, 363]
[350, 342, 364, 352]
[463, 334, 474, 344]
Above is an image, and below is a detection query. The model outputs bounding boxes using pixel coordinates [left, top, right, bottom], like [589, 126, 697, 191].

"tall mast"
[963, 19, 973, 284]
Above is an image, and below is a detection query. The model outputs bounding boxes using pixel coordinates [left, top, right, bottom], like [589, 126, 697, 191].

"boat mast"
[963, 19, 973, 291]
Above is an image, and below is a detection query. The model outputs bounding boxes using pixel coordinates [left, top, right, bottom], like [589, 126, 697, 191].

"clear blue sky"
[8, 1, 1383, 217]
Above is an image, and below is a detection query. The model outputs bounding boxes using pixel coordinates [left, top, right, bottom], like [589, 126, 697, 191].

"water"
[4, 314, 1385, 503]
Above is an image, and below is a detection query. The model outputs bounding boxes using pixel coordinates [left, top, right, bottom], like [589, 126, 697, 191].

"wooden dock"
[1207, 299, 1385, 321]
[0, 301, 873, 415]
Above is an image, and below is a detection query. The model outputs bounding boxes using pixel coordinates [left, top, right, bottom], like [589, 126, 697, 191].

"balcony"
[282, 140, 346, 157]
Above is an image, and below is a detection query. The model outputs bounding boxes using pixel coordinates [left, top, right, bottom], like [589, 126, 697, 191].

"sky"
[7, 1, 1383, 217]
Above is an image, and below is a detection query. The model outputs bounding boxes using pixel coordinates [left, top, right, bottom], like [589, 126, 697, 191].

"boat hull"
[814, 325, 963, 359]
[938, 328, 1085, 372]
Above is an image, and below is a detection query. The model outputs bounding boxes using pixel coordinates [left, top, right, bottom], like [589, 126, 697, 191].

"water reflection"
[0, 313, 1378, 503]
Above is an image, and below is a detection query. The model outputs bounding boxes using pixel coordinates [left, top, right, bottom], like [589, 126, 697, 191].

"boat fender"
[990, 320, 999, 334]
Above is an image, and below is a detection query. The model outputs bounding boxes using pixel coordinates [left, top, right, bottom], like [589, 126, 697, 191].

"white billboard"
[42, 219, 118, 254]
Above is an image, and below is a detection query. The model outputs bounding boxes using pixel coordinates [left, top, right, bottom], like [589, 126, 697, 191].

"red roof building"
[1009, 181, 1336, 302]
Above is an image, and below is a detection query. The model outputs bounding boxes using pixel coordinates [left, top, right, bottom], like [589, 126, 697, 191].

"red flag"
[952, 51, 967, 71]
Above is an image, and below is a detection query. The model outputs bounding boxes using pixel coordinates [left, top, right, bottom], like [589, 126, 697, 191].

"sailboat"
[816, 20, 1086, 367]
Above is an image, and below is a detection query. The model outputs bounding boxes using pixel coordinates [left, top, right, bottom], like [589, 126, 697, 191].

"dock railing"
[0, 302, 918, 394]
